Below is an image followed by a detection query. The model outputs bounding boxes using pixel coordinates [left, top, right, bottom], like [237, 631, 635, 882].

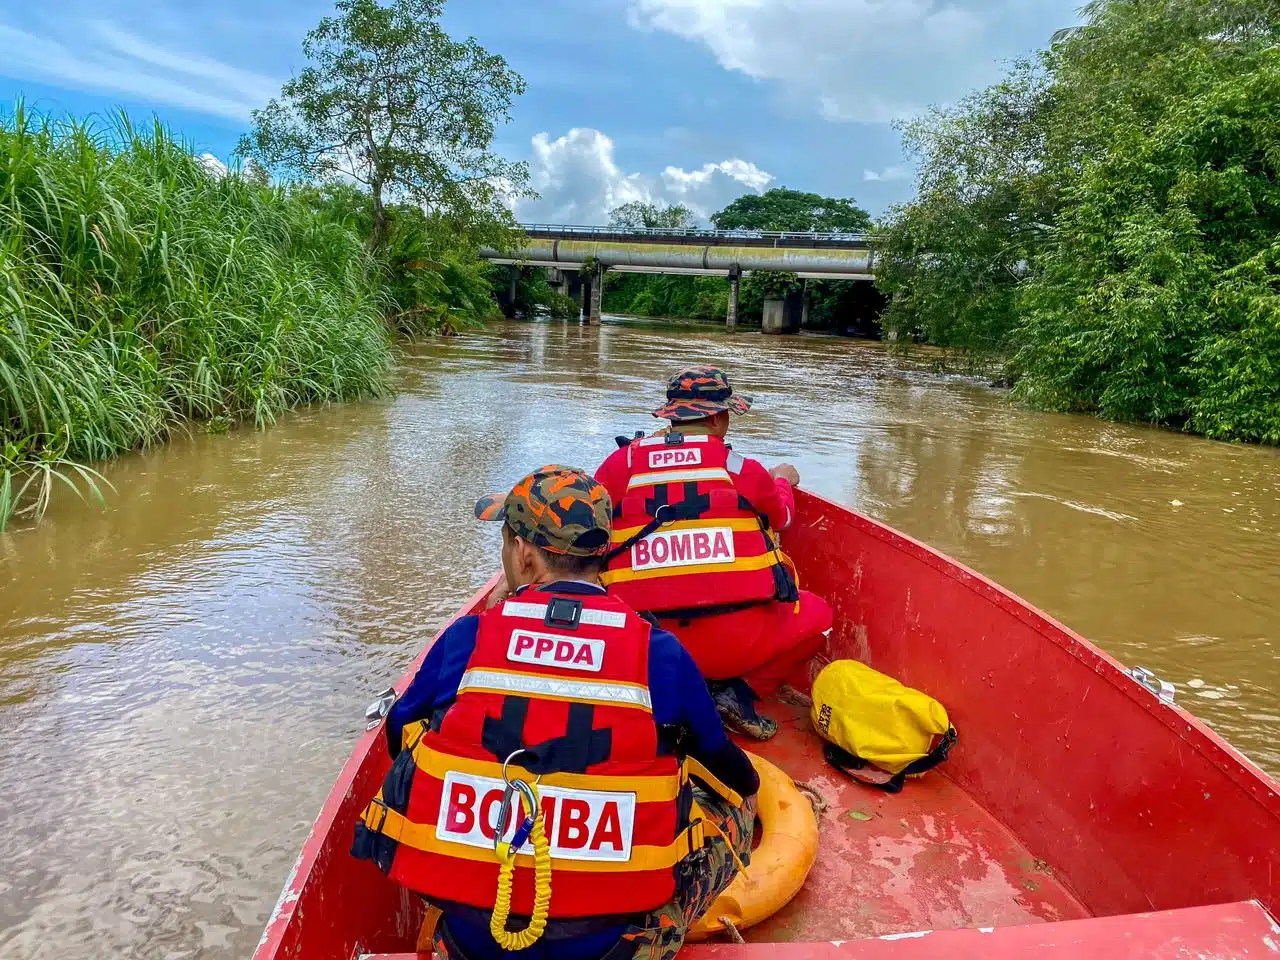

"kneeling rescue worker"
[353, 466, 759, 960]
[595, 367, 834, 740]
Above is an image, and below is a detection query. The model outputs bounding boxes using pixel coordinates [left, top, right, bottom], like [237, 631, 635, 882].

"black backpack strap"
[900, 726, 958, 777]
[824, 727, 957, 794]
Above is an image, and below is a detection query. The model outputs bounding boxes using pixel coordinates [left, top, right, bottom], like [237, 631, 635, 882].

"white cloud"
[198, 152, 269, 184]
[517, 127, 773, 225]
[864, 165, 912, 182]
[0, 18, 277, 121]
[198, 153, 230, 178]
[628, 0, 1076, 124]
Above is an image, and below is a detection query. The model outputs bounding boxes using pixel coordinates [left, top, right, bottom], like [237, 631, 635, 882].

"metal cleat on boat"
[1129, 667, 1176, 706]
[365, 687, 398, 729]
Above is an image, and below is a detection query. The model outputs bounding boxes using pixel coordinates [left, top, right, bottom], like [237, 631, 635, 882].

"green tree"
[712, 190, 872, 326]
[875, 63, 1056, 353]
[878, 0, 1280, 440]
[238, 0, 529, 252]
[608, 201, 696, 229]
[711, 188, 871, 233]
[294, 181, 504, 335]
[1015, 0, 1280, 433]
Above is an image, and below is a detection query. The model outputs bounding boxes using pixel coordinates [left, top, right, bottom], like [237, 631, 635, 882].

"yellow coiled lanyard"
[489, 752, 553, 951]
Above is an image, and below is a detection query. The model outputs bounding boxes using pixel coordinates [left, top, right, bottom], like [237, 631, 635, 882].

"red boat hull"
[253, 490, 1279, 959]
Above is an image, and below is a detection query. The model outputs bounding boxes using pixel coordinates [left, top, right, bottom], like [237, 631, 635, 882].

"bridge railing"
[516, 222, 871, 246]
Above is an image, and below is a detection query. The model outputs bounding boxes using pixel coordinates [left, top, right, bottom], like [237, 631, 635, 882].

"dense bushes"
[298, 182, 502, 338]
[603, 274, 729, 322]
[878, 0, 1280, 443]
[509, 270, 580, 319]
[0, 107, 392, 526]
[0, 104, 500, 528]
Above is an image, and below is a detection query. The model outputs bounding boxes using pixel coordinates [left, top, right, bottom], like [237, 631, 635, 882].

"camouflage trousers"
[430, 788, 756, 960]
[619, 788, 756, 960]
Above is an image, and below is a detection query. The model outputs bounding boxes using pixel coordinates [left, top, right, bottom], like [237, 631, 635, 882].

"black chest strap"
[603, 493, 710, 565]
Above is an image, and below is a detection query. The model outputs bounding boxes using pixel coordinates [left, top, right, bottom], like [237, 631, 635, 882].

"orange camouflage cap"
[652, 365, 753, 422]
[474, 465, 613, 557]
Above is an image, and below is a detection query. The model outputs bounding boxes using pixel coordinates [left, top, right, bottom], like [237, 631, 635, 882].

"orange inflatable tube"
[688, 752, 820, 940]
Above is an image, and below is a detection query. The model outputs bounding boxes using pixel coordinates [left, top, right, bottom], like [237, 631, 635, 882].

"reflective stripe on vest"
[362, 776, 704, 875]
[406, 738, 683, 803]
[626, 467, 732, 489]
[458, 668, 654, 710]
[610, 516, 764, 543]
[362, 776, 711, 874]
[636, 434, 710, 447]
[602, 551, 778, 585]
[501, 601, 628, 628]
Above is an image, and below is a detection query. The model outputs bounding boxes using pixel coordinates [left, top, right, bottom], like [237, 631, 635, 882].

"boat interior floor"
[737, 700, 1090, 943]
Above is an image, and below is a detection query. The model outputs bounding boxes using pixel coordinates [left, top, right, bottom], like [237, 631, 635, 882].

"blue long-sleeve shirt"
[384, 581, 757, 960]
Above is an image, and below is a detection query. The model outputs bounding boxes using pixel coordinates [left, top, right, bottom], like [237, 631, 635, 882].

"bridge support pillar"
[762, 290, 804, 335]
[727, 268, 741, 331]
[567, 273, 584, 317]
[497, 265, 520, 318]
[580, 271, 594, 324]
[588, 263, 604, 325]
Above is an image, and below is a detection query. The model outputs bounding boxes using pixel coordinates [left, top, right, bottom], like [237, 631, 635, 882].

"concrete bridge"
[480, 223, 877, 332]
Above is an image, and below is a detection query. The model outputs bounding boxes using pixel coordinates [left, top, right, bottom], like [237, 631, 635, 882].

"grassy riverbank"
[1, 106, 396, 528]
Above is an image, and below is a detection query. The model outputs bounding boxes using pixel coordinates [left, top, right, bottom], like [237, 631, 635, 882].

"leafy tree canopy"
[877, 0, 1280, 442]
[875, 62, 1056, 354]
[711, 188, 872, 233]
[238, 0, 530, 251]
[607, 201, 696, 229]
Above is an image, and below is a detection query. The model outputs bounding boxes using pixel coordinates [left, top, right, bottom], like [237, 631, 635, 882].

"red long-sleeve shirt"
[595, 442, 795, 531]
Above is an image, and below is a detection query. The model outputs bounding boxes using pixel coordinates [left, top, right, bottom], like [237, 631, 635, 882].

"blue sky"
[0, 0, 1080, 221]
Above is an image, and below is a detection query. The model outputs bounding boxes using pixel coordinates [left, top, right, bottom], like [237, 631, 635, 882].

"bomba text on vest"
[437, 772, 637, 862]
[632, 526, 736, 572]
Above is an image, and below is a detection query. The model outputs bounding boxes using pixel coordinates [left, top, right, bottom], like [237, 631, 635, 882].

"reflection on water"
[1, 318, 1277, 959]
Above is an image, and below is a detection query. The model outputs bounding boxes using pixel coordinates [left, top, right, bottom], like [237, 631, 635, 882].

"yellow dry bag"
[810, 660, 957, 793]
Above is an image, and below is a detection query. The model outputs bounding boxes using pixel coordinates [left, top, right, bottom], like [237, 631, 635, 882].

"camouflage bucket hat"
[652, 365, 753, 423]
[474, 465, 613, 557]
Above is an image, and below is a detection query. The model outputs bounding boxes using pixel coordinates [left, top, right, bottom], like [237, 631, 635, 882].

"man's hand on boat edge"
[770, 464, 801, 487]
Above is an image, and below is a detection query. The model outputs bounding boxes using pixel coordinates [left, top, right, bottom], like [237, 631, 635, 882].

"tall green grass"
[1, 102, 394, 529]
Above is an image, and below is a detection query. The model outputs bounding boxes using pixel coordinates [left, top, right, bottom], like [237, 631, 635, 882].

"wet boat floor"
[735, 702, 1090, 943]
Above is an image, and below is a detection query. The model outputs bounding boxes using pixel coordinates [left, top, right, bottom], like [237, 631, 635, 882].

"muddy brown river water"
[1, 318, 1277, 959]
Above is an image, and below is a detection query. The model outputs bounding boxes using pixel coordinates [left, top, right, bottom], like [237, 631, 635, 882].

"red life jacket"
[600, 433, 794, 616]
[357, 590, 730, 918]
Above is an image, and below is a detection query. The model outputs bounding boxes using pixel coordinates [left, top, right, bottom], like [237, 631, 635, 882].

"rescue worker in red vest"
[353, 466, 758, 960]
[595, 367, 833, 741]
